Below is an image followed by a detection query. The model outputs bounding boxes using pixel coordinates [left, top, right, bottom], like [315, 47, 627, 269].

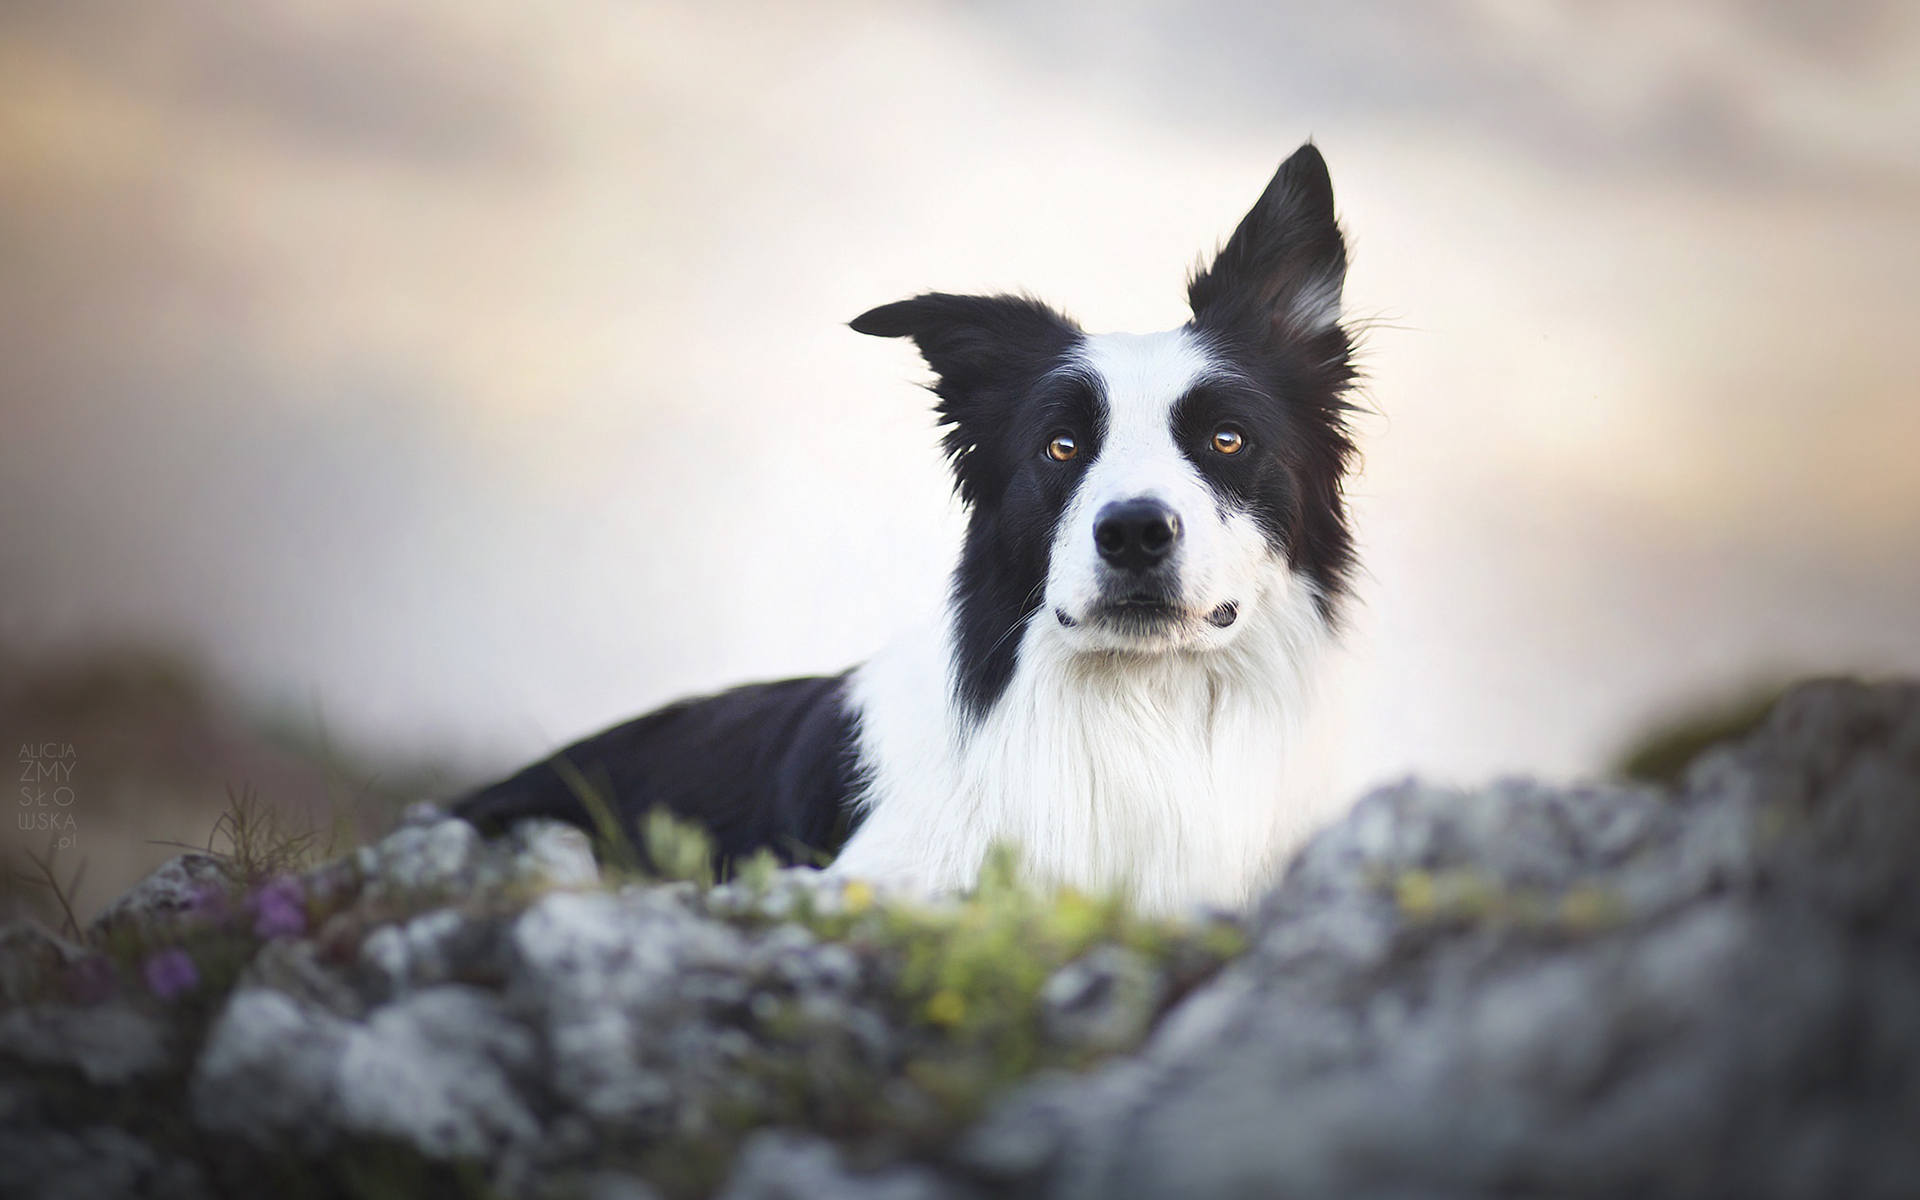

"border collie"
[459, 143, 1358, 914]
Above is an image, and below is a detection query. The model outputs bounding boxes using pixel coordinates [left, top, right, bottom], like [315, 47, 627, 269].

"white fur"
[1287, 271, 1344, 334]
[831, 329, 1341, 916]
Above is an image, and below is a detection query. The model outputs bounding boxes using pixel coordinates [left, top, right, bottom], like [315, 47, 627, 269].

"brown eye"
[1211, 428, 1246, 455]
[1046, 434, 1078, 462]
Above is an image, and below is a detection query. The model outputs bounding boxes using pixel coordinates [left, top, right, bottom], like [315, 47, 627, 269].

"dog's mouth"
[1097, 599, 1181, 635]
[1062, 597, 1239, 635]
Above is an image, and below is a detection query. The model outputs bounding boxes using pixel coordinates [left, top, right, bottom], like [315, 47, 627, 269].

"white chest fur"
[832, 562, 1336, 916]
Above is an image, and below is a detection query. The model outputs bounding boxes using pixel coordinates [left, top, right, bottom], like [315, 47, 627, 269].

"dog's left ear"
[1188, 142, 1347, 343]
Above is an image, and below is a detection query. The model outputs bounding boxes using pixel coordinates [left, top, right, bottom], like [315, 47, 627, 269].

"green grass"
[195, 782, 340, 886]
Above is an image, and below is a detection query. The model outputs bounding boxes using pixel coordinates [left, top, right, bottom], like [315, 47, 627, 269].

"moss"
[699, 839, 1244, 1161]
[1614, 681, 1793, 784]
[643, 806, 716, 888]
[1390, 867, 1626, 933]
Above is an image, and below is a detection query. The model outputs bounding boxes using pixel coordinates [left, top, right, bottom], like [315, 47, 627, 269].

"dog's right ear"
[852, 293, 1080, 503]
[851, 292, 1079, 398]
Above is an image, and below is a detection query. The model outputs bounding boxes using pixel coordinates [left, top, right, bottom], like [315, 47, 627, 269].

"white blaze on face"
[1046, 328, 1278, 651]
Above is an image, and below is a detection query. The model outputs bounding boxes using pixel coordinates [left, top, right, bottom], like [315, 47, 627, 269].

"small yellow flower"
[1558, 884, 1619, 931]
[1395, 869, 1435, 917]
[842, 880, 874, 914]
[926, 989, 966, 1027]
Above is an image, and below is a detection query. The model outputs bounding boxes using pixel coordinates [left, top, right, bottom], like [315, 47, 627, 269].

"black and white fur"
[459, 143, 1359, 914]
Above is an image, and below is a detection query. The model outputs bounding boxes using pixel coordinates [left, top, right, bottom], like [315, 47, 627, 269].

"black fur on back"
[456, 674, 863, 872]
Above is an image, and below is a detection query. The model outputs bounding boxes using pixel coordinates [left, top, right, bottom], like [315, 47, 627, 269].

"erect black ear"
[850, 292, 1080, 398]
[1188, 142, 1347, 341]
[851, 293, 1081, 505]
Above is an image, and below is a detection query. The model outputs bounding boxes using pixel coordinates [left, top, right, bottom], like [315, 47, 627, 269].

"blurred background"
[4, 0, 1918, 923]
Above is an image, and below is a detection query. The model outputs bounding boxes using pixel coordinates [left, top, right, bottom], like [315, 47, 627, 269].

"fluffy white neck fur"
[833, 560, 1335, 916]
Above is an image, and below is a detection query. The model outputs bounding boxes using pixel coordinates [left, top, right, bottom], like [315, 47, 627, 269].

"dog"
[458, 142, 1359, 915]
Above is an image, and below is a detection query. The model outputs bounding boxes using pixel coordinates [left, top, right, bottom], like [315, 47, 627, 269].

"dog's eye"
[1046, 434, 1079, 462]
[1211, 428, 1246, 455]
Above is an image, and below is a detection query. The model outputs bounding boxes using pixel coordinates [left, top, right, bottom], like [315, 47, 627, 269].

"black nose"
[1094, 499, 1180, 572]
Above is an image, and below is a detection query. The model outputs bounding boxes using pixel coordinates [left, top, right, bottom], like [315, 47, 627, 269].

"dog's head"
[853, 143, 1358, 719]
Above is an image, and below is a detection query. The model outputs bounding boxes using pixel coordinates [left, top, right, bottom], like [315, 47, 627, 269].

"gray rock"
[706, 864, 845, 922]
[956, 1058, 1162, 1192]
[579, 1170, 669, 1200]
[191, 988, 348, 1150]
[356, 922, 411, 997]
[193, 983, 540, 1163]
[0, 1123, 208, 1200]
[332, 985, 540, 1158]
[360, 817, 490, 898]
[246, 937, 365, 1018]
[984, 678, 1920, 1200]
[0, 919, 84, 1004]
[511, 818, 601, 889]
[0, 1002, 165, 1085]
[87, 854, 230, 938]
[717, 1131, 972, 1200]
[1040, 946, 1164, 1052]
[196, 979, 541, 1167]
[349, 815, 594, 908]
[509, 887, 751, 1126]
[357, 906, 502, 1000]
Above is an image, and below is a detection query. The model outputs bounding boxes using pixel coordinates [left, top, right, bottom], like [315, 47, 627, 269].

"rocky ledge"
[2, 678, 1917, 1200]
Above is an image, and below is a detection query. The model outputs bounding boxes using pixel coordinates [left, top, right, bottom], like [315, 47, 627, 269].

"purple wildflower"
[64, 955, 119, 1006]
[143, 948, 200, 1001]
[185, 881, 232, 926]
[249, 875, 308, 940]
